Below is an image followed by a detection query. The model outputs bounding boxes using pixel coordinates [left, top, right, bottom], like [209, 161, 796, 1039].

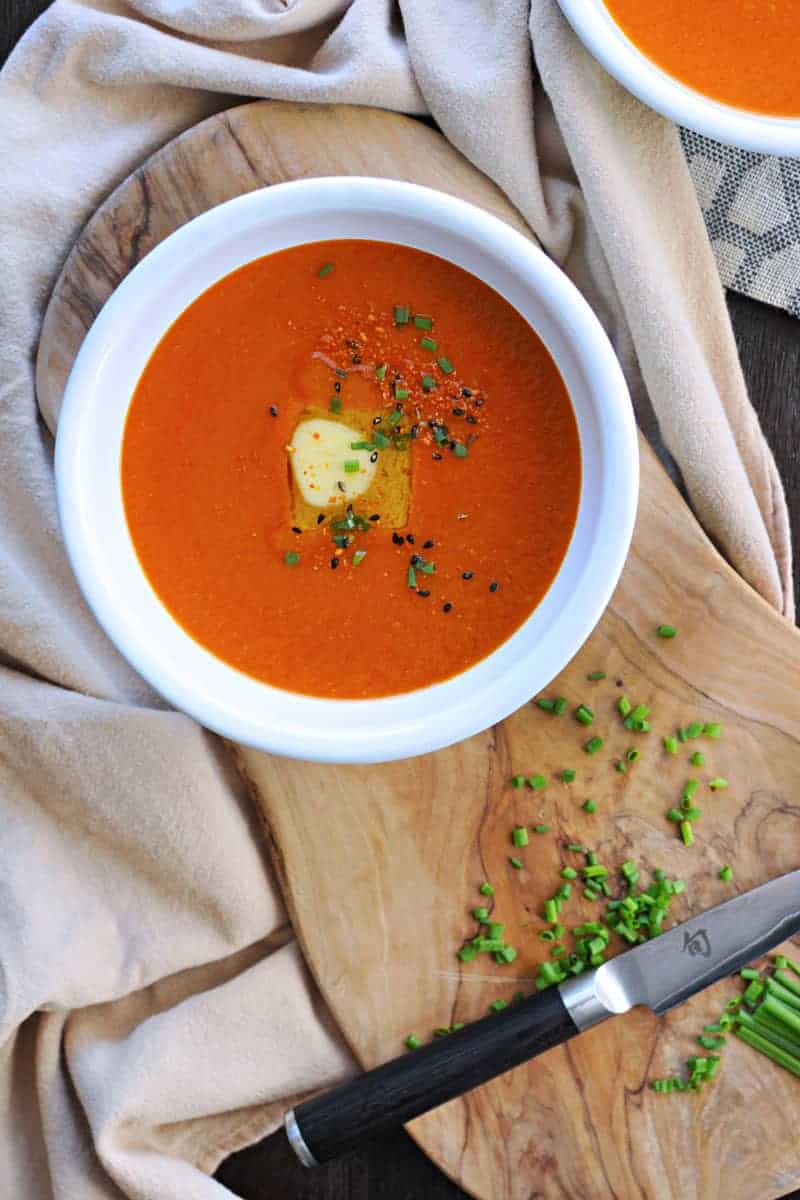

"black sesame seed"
[337, 481, 346, 493]
[448, 440, 456, 451]
[462, 571, 474, 580]
[370, 451, 378, 463]
[432, 452, 443, 461]
[410, 424, 419, 439]
[461, 387, 472, 398]
[410, 554, 422, 566]
[423, 539, 434, 549]
[406, 534, 415, 544]
[346, 339, 360, 350]
[418, 589, 431, 598]
[369, 514, 381, 522]
[489, 581, 499, 592]
[474, 397, 484, 407]
[269, 404, 278, 417]
[351, 354, 362, 364]
[452, 407, 465, 417]
[372, 416, 382, 425]
[443, 602, 452, 613]
[334, 381, 342, 393]
[335, 368, 347, 379]
[616, 678, 624, 688]
[317, 514, 325, 525]
[392, 532, 404, 545]
[291, 526, 302, 535]
[330, 557, 339, 570]
[466, 414, 478, 425]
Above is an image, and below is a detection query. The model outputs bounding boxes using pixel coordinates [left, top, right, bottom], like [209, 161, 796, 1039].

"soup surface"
[604, 0, 800, 116]
[122, 240, 580, 699]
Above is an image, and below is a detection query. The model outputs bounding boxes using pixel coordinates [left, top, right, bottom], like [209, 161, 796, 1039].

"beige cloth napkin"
[0, 2, 794, 1198]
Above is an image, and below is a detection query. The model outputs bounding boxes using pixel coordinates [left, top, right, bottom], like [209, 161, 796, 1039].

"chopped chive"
[575, 704, 594, 726]
[490, 998, 508, 1013]
[350, 441, 374, 451]
[558, 883, 572, 900]
[681, 806, 702, 821]
[479, 882, 494, 897]
[394, 386, 409, 401]
[343, 459, 360, 473]
[697, 1035, 726, 1049]
[677, 727, 688, 743]
[283, 550, 300, 567]
[718, 865, 733, 882]
[373, 430, 391, 449]
[666, 808, 684, 822]
[407, 564, 417, 589]
[704, 722, 722, 739]
[533, 824, 550, 835]
[438, 355, 455, 374]
[551, 944, 567, 959]
[405, 1033, 421, 1050]
[583, 865, 608, 880]
[657, 624, 677, 639]
[686, 721, 704, 739]
[472, 906, 490, 922]
[690, 751, 705, 767]
[452, 442, 469, 458]
[631, 704, 650, 722]
[561, 867, 578, 880]
[414, 314, 433, 330]
[615, 760, 627, 774]
[375, 363, 387, 381]
[743, 979, 765, 1007]
[388, 407, 403, 426]
[583, 799, 597, 813]
[662, 735, 678, 756]
[559, 769, 576, 783]
[457, 945, 477, 963]
[539, 929, 556, 943]
[618, 696, 632, 717]
[553, 697, 568, 716]
[317, 262, 334, 278]
[495, 945, 518, 964]
[583, 736, 604, 755]
[625, 748, 640, 763]
[352, 550, 367, 567]
[527, 774, 547, 791]
[510, 774, 526, 788]
[566, 843, 587, 853]
[544, 899, 559, 924]
[680, 820, 694, 846]
[682, 779, 699, 802]
[709, 778, 729, 791]
[394, 305, 410, 326]
[419, 335, 438, 352]
[512, 826, 529, 848]
[509, 856, 523, 870]
[329, 396, 342, 413]
[587, 670, 606, 681]
[421, 374, 437, 392]
[488, 922, 505, 940]
[536, 698, 556, 712]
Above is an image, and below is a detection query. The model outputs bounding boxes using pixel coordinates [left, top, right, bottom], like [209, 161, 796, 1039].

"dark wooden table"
[4, 4, 799, 1198]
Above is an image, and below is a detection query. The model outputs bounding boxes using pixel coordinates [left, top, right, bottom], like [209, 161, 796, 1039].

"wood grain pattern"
[37, 101, 800, 1200]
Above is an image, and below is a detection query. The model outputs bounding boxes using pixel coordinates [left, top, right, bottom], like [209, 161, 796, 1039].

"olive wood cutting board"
[37, 101, 800, 1200]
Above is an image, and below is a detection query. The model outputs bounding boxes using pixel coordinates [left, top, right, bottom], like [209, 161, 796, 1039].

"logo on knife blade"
[682, 928, 711, 958]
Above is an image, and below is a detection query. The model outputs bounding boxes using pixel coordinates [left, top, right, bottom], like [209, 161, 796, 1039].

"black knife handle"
[285, 985, 579, 1166]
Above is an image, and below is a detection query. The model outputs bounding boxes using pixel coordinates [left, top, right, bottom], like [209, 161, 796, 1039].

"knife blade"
[285, 869, 800, 1166]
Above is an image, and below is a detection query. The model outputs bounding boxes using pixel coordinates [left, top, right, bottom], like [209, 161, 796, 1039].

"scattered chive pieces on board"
[626, 748, 640, 763]
[575, 704, 594, 726]
[453, 442, 469, 458]
[352, 550, 367, 567]
[618, 695, 632, 717]
[479, 882, 494, 896]
[419, 335, 438, 352]
[393, 304, 410, 326]
[512, 827, 529, 848]
[536, 697, 556, 712]
[472, 906, 490, 922]
[677, 727, 688, 743]
[719, 865, 733, 882]
[704, 722, 722, 739]
[664, 736, 678, 754]
[421, 374, 437, 391]
[559, 769, 576, 783]
[527, 774, 547, 790]
[533, 823, 550, 835]
[317, 262, 334, 278]
[405, 1034, 421, 1050]
[583, 736, 603, 755]
[509, 856, 523, 870]
[490, 999, 508, 1013]
[615, 760, 627, 773]
[657, 624, 677, 638]
[510, 774, 525, 788]
[553, 697, 568, 715]
[561, 867, 578, 879]
[686, 721, 704, 739]
[709, 778, 729, 790]
[413, 314, 433, 330]
[680, 820, 694, 846]
[458, 945, 477, 963]
[495, 946, 518, 964]
[587, 670, 606, 681]
[438, 355, 455, 374]
[375, 362, 387, 380]
[682, 779, 699, 802]
[283, 550, 300, 567]
[690, 751, 705, 767]
[566, 842, 586, 853]
[583, 799, 597, 814]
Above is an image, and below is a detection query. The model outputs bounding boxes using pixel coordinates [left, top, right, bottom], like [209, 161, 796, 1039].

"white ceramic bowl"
[556, 0, 800, 156]
[56, 177, 637, 764]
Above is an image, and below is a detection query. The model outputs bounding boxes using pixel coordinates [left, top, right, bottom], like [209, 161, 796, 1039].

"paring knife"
[285, 870, 800, 1166]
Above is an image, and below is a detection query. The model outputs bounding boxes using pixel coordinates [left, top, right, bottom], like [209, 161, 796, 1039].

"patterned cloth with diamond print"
[682, 131, 800, 317]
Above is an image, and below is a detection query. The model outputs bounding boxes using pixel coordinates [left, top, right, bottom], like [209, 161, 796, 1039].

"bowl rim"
[55, 176, 638, 764]
[556, 0, 800, 156]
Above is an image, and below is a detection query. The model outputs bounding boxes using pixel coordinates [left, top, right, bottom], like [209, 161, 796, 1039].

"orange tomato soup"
[122, 241, 580, 699]
[604, 0, 800, 116]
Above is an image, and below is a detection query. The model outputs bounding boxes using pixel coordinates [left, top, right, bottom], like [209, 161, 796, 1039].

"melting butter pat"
[290, 417, 377, 507]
